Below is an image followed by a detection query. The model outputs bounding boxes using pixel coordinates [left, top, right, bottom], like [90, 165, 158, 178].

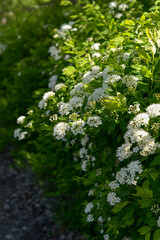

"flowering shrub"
[9, 0, 160, 239]
[0, 0, 66, 149]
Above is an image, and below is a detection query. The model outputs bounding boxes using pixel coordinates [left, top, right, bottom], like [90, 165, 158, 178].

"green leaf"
[112, 201, 130, 214]
[145, 232, 151, 240]
[153, 229, 160, 240]
[150, 155, 160, 166]
[62, 66, 76, 76]
[140, 198, 152, 208]
[108, 122, 116, 135]
[136, 47, 150, 61]
[132, 186, 153, 199]
[101, 93, 126, 112]
[154, 60, 160, 77]
[138, 226, 151, 235]
[150, 170, 160, 181]
[146, 28, 153, 40]
[60, 0, 72, 6]
[141, 66, 152, 78]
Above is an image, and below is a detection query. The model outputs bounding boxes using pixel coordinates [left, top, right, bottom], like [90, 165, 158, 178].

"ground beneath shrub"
[0, 147, 85, 240]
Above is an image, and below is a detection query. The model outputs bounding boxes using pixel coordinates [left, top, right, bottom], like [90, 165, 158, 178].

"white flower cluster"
[91, 43, 100, 51]
[115, 13, 123, 19]
[57, 101, 70, 116]
[38, 91, 55, 109]
[116, 160, 143, 185]
[87, 214, 94, 222]
[69, 96, 84, 109]
[104, 234, 109, 240]
[54, 83, 66, 92]
[70, 83, 84, 96]
[122, 75, 138, 88]
[81, 135, 89, 146]
[48, 45, 61, 61]
[48, 75, 58, 90]
[118, 3, 128, 11]
[128, 103, 140, 114]
[91, 43, 101, 58]
[108, 181, 119, 190]
[88, 88, 108, 103]
[98, 216, 104, 223]
[84, 202, 94, 214]
[146, 103, 160, 117]
[53, 122, 69, 140]
[54, 21, 75, 39]
[109, 1, 117, 9]
[17, 116, 26, 124]
[107, 192, 121, 206]
[70, 119, 85, 135]
[87, 116, 102, 127]
[117, 105, 160, 161]
[49, 114, 58, 122]
[14, 128, 28, 140]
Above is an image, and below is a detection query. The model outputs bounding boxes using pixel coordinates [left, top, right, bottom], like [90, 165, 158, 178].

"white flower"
[118, 3, 128, 11]
[82, 71, 94, 84]
[64, 54, 70, 60]
[116, 143, 132, 161]
[79, 147, 87, 158]
[49, 114, 58, 122]
[87, 214, 94, 222]
[104, 234, 109, 240]
[53, 122, 70, 140]
[70, 119, 85, 135]
[54, 83, 66, 92]
[38, 91, 55, 109]
[98, 216, 104, 223]
[128, 113, 150, 129]
[128, 103, 140, 114]
[146, 103, 160, 117]
[107, 192, 121, 206]
[115, 13, 123, 19]
[116, 168, 128, 184]
[123, 52, 131, 61]
[43, 91, 55, 100]
[69, 96, 83, 109]
[57, 102, 70, 116]
[87, 116, 102, 127]
[81, 160, 87, 171]
[61, 23, 72, 31]
[109, 1, 117, 9]
[17, 116, 26, 124]
[88, 88, 107, 103]
[92, 65, 100, 73]
[88, 189, 94, 196]
[91, 43, 100, 51]
[84, 202, 94, 214]
[48, 45, 61, 61]
[70, 83, 84, 96]
[48, 75, 58, 90]
[92, 52, 101, 58]
[81, 135, 89, 146]
[122, 75, 138, 88]
[109, 181, 119, 190]
[14, 128, 28, 140]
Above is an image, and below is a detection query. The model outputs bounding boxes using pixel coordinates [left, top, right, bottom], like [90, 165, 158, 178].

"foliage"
[0, 0, 65, 149]
[2, 0, 160, 239]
